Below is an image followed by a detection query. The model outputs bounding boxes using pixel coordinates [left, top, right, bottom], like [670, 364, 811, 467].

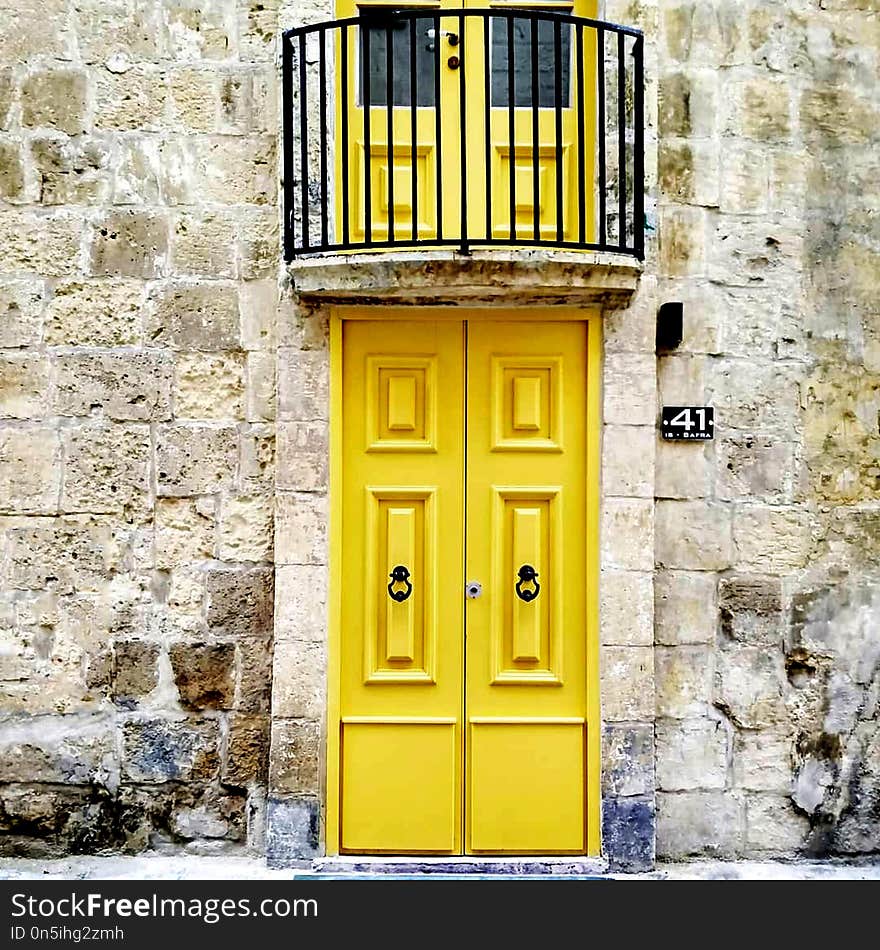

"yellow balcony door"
[337, 314, 596, 854]
[335, 1, 597, 247]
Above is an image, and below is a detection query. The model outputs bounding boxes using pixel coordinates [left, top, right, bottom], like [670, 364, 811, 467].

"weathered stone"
[175, 352, 245, 419]
[654, 571, 716, 646]
[171, 211, 238, 277]
[169, 68, 217, 132]
[656, 717, 728, 791]
[269, 719, 320, 796]
[602, 352, 657, 426]
[239, 280, 277, 350]
[170, 642, 236, 710]
[602, 426, 655, 498]
[217, 66, 276, 135]
[271, 640, 324, 720]
[172, 791, 246, 841]
[246, 351, 275, 422]
[237, 208, 279, 279]
[0, 211, 83, 277]
[45, 280, 143, 346]
[21, 70, 88, 135]
[659, 206, 707, 277]
[716, 437, 795, 502]
[602, 797, 655, 873]
[277, 350, 328, 422]
[276, 421, 328, 492]
[659, 70, 719, 139]
[733, 731, 794, 793]
[275, 565, 326, 643]
[94, 67, 167, 131]
[191, 136, 276, 205]
[90, 211, 168, 278]
[0, 138, 25, 200]
[746, 794, 809, 852]
[715, 642, 787, 729]
[0, 714, 117, 785]
[155, 423, 237, 496]
[113, 640, 159, 706]
[0, 427, 60, 514]
[600, 570, 653, 647]
[0, 67, 14, 129]
[657, 791, 745, 859]
[73, 0, 165, 65]
[155, 498, 215, 568]
[723, 77, 793, 142]
[146, 283, 240, 350]
[0, 280, 44, 348]
[266, 797, 320, 865]
[656, 645, 714, 719]
[0, 356, 49, 419]
[601, 646, 653, 722]
[223, 714, 270, 786]
[655, 439, 712, 500]
[205, 565, 273, 638]
[29, 135, 112, 206]
[718, 575, 783, 647]
[165, 0, 236, 61]
[239, 422, 275, 491]
[235, 633, 273, 713]
[601, 499, 653, 572]
[658, 140, 719, 208]
[54, 352, 173, 421]
[602, 724, 654, 797]
[275, 493, 326, 567]
[733, 507, 812, 572]
[218, 495, 273, 562]
[121, 717, 220, 783]
[719, 144, 769, 214]
[656, 500, 733, 571]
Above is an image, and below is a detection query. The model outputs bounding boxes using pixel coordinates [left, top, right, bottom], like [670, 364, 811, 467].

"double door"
[337, 316, 592, 853]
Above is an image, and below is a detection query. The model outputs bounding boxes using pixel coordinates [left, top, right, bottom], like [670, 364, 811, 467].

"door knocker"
[388, 565, 413, 603]
[515, 564, 540, 602]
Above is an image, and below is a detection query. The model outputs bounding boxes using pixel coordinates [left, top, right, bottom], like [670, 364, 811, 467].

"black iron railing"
[284, 9, 644, 260]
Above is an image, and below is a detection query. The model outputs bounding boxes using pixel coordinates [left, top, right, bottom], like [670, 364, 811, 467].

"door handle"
[388, 565, 413, 603]
[515, 564, 540, 603]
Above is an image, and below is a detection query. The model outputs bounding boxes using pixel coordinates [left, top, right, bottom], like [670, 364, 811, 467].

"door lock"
[465, 581, 482, 599]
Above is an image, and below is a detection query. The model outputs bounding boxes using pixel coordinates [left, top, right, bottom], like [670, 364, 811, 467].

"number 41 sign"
[661, 406, 715, 441]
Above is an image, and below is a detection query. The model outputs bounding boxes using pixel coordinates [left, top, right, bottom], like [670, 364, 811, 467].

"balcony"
[283, 8, 644, 262]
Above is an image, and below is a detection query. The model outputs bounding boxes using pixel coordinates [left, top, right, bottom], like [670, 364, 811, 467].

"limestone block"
[602, 425, 654, 498]
[172, 790, 246, 841]
[602, 276, 657, 354]
[656, 277, 722, 355]
[600, 570, 653, 647]
[733, 506, 812, 572]
[656, 717, 728, 791]
[29, 135, 113, 206]
[733, 731, 794, 793]
[715, 642, 787, 729]
[770, 151, 810, 216]
[217, 66, 277, 135]
[61, 422, 151, 517]
[54, 352, 173, 422]
[156, 423, 237, 496]
[718, 575, 783, 647]
[0, 427, 60, 514]
[272, 639, 325, 719]
[73, 0, 166, 64]
[146, 283, 240, 350]
[191, 136, 276, 206]
[745, 794, 809, 852]
[0, 355, 49, 419]
[659, 206, 707, 278]
[0, 280, 44, 347]
[205, 565, 273, 638]
[0, 138, 24, 200]
[658, 70, 719, 139]
[601, 646, 654, 722]
[276, 421, 328, 492]
[246, 351, 275, 422]
[170, 641, 236, 710]
[112, 640, 160, 706]
[716, 437, 795, 503]
[112, 136, 169, 205]
[90, 210, 169, 278]
[239, 421, 275, 491]
[654, 571, 716, 646]
[656, 645, 714, 719]
[237, 207, 279, 278]
[277, 349, 328, 422]
[238, 0, 281, 58]
[656, 500, 732, 571]
[708, 359, 802, 435]
[165, 0, 237, 61]
[171, 211, 238, 278]
[722, 77, 793, 142]
[601, 796, 655, 872]
[275, 492, 327, 567]
[175, 352, 245, 419]
[235, 633, 273, 713]
[121, 717, 220, 783]
[218, 494, 273, 562]
[655, 439, 712, 500]
[601, 498, 654, 572]
[169, 68, 217, 132]
[658, 140, 719, 208]
[45, 279, 143, 346]
[0, 68, 12, 129]
[269, 719, 321, 797]
[239, 280, 277, 350]
[275, 565, 327, 642]
[657, 791, 745, 859]
[21, 70, 88, 135]
[719, 144, 770, 214]
[0, 211, 83, 277]
[708, 217, 803, 290]
[602, 723, 654, 797]
[93, 67, 167, 131]
[156, 499, 215, 568]
[602, 352, 657, 426]
[800, 84, 877, 149]
[223, 714, 270, 786]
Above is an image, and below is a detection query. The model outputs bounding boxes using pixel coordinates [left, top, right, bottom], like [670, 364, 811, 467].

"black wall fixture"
[656, 302, 683, 352]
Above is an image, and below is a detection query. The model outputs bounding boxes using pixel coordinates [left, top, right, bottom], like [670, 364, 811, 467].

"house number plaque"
[661, 406, 715, 441]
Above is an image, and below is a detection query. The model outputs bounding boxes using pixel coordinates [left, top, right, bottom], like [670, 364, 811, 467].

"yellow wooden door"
[465, 320, 589, 853]
[338, 316, 591, 854]
[339, 320, 465, 852]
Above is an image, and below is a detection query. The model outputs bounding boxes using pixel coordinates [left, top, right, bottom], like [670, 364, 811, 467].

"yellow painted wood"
[512, 506, 542, 661]
[385, 506, 417, 661]
[387, 375, 418, 430]
[512, 376, 542, 430]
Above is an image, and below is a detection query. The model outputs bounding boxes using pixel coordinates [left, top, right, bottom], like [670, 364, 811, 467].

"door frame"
[325, 305, 602, 855]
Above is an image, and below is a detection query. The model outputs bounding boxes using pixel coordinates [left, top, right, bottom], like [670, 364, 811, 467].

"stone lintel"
[288, 249, 642, 308]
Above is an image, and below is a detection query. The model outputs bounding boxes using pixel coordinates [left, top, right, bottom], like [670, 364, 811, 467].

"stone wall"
[653, 0, 880, 858]
[0, 0, 280, 855]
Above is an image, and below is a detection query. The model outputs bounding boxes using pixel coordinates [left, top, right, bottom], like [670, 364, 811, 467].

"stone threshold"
[305, 856, 610, 879]
[288, 248, 642, 308]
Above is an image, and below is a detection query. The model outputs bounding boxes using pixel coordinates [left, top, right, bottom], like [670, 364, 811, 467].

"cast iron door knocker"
[515, 564, 540, 602]
[388, 565, 413, 602]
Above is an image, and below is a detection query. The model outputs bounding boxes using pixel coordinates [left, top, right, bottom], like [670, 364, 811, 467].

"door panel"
[340, 320, 465, 853]
[465, 320, 588, 853]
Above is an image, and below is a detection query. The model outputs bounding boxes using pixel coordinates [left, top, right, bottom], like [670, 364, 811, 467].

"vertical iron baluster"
[319, 28, 328, 248]
[633, 34, 645, 260]
[597, 27, 606, 248]
[434, 14, 443, 241]
[341, 27, 350, 246]
[298, 33, 309, 249]
[363, 24, 372, 244]
[507, 15, 516, 242]
[484, 13, 492, 241]
[530, 17, 539, 242]
[576, 23, 586, 246]
[617, 30, 626, 249]
[282, 33, 294, 259]
[554, 19, 563, 244]
[386, 21, 395, 243]
[410, 16, 418, 243]
[459, 12, 468, 253]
